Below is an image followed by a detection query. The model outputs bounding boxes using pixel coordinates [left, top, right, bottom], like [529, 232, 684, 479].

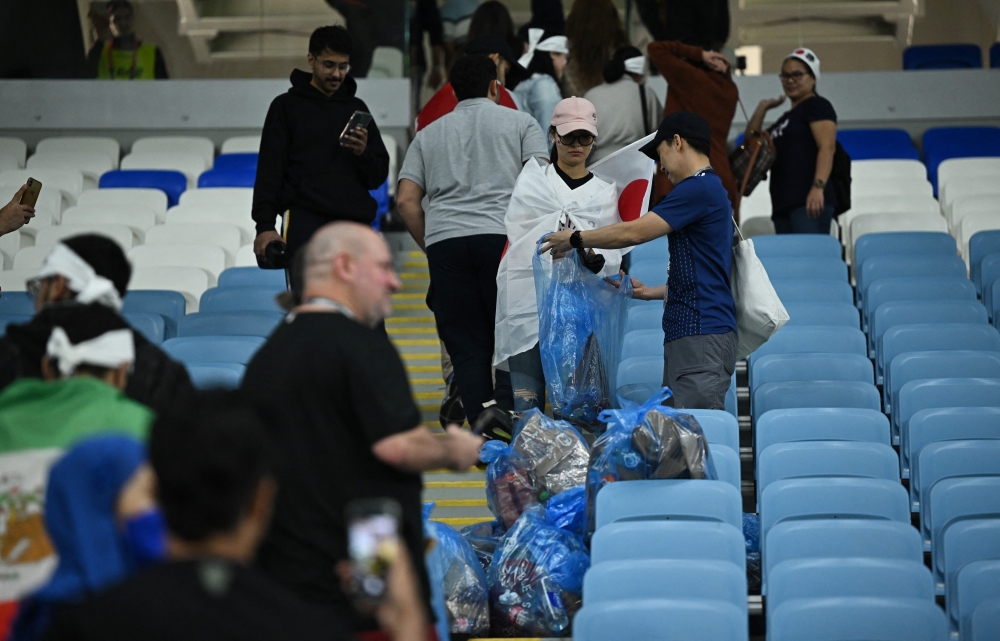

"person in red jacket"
[416, 34, 520, 131]
[647, 40, 739, 210]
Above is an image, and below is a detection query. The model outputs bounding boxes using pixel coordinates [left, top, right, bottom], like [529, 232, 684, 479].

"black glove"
[577, 248, 606, 274]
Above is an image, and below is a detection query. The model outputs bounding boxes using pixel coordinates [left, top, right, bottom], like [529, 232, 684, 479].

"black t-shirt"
[240, 312, 426, 631]
[554, 163, 595, 190]
[41, 559, 351, 641]
[767, 95, 838, 216]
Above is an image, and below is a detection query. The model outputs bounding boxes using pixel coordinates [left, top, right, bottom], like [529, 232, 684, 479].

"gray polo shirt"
[399, 97, 549, 247]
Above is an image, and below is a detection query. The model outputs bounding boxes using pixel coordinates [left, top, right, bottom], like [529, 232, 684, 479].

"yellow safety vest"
[97, 41, 157, 80]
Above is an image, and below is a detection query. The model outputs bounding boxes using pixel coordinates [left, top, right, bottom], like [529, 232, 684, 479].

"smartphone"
[346, 498, 401, 604]
[340, 111, 373, 142]
[19, 178, 41, 209]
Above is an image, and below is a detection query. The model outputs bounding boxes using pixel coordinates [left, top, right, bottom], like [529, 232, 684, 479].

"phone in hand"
[346, 497, 401, 605]
[340, 111, 373, 143]
[19, 178, 42, 209]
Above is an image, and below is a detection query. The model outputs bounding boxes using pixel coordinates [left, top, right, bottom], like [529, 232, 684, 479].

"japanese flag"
[590, 133, 656, 229]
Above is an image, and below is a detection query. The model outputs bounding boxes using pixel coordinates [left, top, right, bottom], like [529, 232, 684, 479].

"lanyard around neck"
[302, 297, 355, 319]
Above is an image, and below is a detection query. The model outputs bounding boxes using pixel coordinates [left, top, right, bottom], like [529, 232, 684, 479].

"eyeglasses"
[25, 277, 47, 298]
[779, 71, 808, 81]
[557, 133, 595, 147]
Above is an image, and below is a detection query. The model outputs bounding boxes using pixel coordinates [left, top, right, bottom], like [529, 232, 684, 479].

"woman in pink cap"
[495, 96, 622, 415]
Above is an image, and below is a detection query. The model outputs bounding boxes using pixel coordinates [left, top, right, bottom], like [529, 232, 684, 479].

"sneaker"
[439, 373, 466, 428]
[472, 402, 515, 444]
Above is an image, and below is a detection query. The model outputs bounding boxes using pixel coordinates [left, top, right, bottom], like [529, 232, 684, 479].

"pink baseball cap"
[550, 97, 598, 137]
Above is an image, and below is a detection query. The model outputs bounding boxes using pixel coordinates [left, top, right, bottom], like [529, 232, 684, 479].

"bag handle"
[733, 98, 763, 217]
[639, 83, 651, 136]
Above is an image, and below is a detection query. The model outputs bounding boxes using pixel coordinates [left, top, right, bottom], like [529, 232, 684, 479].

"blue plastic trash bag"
[460, 520, 505, 571]
[426, 520, 490, 636]
[533, 236, 632, 431]
[743, 512, 762, 592]
[545, 486, 587, 537]
[487, 506, 589, 637]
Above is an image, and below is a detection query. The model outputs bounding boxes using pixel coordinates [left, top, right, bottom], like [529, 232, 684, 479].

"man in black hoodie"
[252, 26, 390, 262]
[0, 235, 194, 416]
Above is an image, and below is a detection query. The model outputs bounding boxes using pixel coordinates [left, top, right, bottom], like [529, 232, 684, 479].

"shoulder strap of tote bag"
[639, 83, 651, 136]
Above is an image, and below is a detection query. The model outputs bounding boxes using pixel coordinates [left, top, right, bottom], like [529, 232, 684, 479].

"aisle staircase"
[386, 237, 494, 529]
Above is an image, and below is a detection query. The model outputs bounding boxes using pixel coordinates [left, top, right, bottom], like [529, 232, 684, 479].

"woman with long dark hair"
[584, 46, 662, 162]
[563, 0, 629, 95]
[513, 29, 569, 132]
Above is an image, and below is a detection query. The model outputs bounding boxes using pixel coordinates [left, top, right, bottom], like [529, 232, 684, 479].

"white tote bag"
[730, 220, 789, 360]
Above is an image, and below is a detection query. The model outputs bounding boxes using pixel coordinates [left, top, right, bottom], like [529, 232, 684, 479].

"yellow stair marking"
[404, 261, 428, 268]
[410, 377, 445, 386]
[392, 304, 431, 311]
[391, 293, 426, 300]
[393, 339, 440, 347]
[425, 480, 485, 489]
[386, 316, 435, 324]
[401, 273, 429, 280]
[408, 250, 425, 257]
[401, 353, 441, 360]
[424, 468, 454, 474]
[431, 498, 488, 507]
[387, 327, 437, 335]
[406, 364, 443, 373]
[415, 391, 446, 399]
[431, 516, 491, 526]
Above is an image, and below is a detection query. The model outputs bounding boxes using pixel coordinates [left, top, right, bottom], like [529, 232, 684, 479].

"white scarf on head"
[46, 327, 134, 377]
[624, 56, 645, 76]
[34, 243, 124, 311]
[518, 28, 569, 69]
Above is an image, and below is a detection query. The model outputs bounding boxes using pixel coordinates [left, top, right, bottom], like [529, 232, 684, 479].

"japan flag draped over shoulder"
[494, 135, 656, 366]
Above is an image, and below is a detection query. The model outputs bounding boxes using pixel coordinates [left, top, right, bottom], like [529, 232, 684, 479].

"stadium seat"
[960, 212, 1000, 259]
[27, 151, 114, 190]
[176, 311, 284, 338]
[595, 479, 742, 530]
[0, 270, 37, 292]
[851, 214, 949, 266]
[854, 232, 957, 278]
[199, 286, 284, 313]
[13, 247, 55, 271]
[938, 157, 1000, 201]
[949, 192, 1000, 237]
[164, 204, 254, 243]
[942, 520, 1000, 622]
[0, 138, 27, 168]
[782, 302, 859, 328]
[684, 409, 739, 454]
[840, 196, 940, 252]
[712, 446, 741, 494]
[864, 277, 977, 336]
[850, 178, 934, 201]
[573, 600, 748, 641]
[851, 158, 926, 182]
[882, 322, 1000, 393]
[121, 290, 186, 338]
[76, 187, 167, 221]
[186, 365, 242, 390]
[909, 407, 1000, 489]
[770, 278, 854, 304]
[904, 43, 982, 69]
[628, 260, 667, 287]
[627, 233, 668, 266]
[748, 327, 866, 380]
[132, 136, 214, 168]
[236, 245, 258, 267]
[971, 599, 1000, 641]
[615, 356, 662, 404]
[0, 314, 31, 336]
[923, 126, 1000, 193]
[99, 170, 187, 207]
[621, 329, 664, 360]
[217, 266, 286, 289]
[36, 224, 133, 252]
[145, 223, 242, 260]
[221, 136, 261, 154]
[769, 597, 948, 641]
[0, 292, 35, 316]
[128, 267, 210, 313]
[61, 205, 157, 242]
[837, 129, 919, 161]
[751, 353, 873, 396]
[0, 169, 83, 209]
[973, 230, 1000, 287]
[122, 151, 207, 188]
[36, 136, 120, 168]
[0, 154, 18, 173]
[898, 376, 1000, 459]
[872, 300, 988, 360]
[759, 256, 847, 281]
[750, 234, 841, 258]
[857, 255, 967, 309]
[980, 255, 1000, 313]
[122, 311, 165, 345]
[583, 559, 747, 610]
[886, 349, 1000, 427]
[956, 561, 1000, 641]
[742, 217, 776, 237]
[591, 520, 745, 568]
[914, 438, 1000, 514]
[624, 304, 661, 333]
[927, 478, 1000, 585]
[197, 168, 255, 188]
[128, 245, 228, 285]
[213, 153, 257, 172]
[941, 181, 1000, 227]
[756, 408, 891, 472]
[178, 186, 253, 209]
[161, 336, 265, 365]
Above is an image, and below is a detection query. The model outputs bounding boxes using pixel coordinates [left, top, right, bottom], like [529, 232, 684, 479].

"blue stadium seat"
[783, 302, 859, 328]
[923, 126, 1000, 193]
[628, 260, 667, 287]
[914, 439, 1000, 515]
[213, 153, 258, 171]
[121, 290, 187, 338]
[943, 520, 1000, 623]
[993, 42, 1000, 68]
[199, 287, 284, 313]
[751, 234, 842, 258]
[757, 441, 899, 509]
[573, 600, 748, 641]
[217, 267, 287, 290]
[864, 277, 977, 335]
[187, 364, 244, 390]
[908, 407, 1000, 485]
[197, 168, 255, 188]
[162, 336, 265, 365]
[748, 326, 867, 377]
[615, 356, 661, 405]
[712, 446, 741, 495]
[979, 255, 1000, 314]
[771, 279, 854, 304]
[621, 329, 663, 361]
[763, 520, 922, 595]
[628, 234, 669, 266]
[0, 314, 31, 336]
[854, 232, 957, 279]
[904, 44, 983, 70]
[0, 292, 34, 316]
[684, 409, 739, 454]
[750, 353, 873, 395]
[837, 129, 920, 161]
[886, 347, 1000, 426]
[752, 381, 880, 426]
[971, 232, 1000, 293]
[590, 520, 745, 569]
[872, 301, 988, 360]
[878, 320, 995, 388]
[988, 279, 1000, 325]
[956, 561, 1000, 641]
[926, 478, 1000, 586]
[769, 597, 948, 641]
[857, 255, 967, 309]
[583, 560, 747, 610]
[725, 376, 736, 418]
[759, 256, 847, 282]
[99, 169, 187, 207]
[176, 311, 284, 338]
[123, 311, 165, 345]
[899, 377, 1000, 464]
[624, 304, 661, 333]
[756, 408, 891, 473]
[767, 558, 934, 619]
[971, 597, 1000, 641]
[595, 479, 742, 530]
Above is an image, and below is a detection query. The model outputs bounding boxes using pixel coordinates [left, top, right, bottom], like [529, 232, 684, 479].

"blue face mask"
[123, 509, 167, 566]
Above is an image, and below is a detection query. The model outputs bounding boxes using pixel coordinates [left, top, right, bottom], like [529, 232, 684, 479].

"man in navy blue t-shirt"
[540, 112, 736, 409]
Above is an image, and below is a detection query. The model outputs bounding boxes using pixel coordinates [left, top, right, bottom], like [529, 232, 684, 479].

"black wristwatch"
[813, 178, 827, 189]
[569, 230, 584, 250]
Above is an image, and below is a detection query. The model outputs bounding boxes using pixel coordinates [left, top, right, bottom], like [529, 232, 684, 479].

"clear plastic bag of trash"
[426, 519, 490, 636]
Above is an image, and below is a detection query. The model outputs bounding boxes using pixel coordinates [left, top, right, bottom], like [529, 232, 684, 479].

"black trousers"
[426, 234, 507, 423]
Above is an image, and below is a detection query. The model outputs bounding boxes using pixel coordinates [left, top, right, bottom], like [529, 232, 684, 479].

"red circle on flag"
[618, 179, 649, 222]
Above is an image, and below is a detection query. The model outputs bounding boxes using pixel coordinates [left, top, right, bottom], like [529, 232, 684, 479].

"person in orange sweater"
[647, 40, 739, 211]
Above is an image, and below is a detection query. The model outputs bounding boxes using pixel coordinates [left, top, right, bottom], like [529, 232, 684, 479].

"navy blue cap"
[639, 111, 712, 159]
[466, 34, 518, 67]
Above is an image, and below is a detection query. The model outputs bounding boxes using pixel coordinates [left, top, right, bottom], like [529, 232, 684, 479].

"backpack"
[831, 141, 852, 217]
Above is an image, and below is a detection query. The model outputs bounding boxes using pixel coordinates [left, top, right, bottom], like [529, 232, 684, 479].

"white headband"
[34, 244, 124, 312]
[624, 56, 645, 76]
[518, 28, 569, 69]
[46, 327, 134, 377]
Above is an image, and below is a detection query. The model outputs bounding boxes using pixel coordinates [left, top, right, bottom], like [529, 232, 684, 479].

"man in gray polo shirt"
[398, 54, 548, 425]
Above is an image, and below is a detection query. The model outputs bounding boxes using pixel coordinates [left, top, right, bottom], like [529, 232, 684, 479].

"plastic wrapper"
[533, 236, 632, 431]
[487, 506, 589, 637]
[426, 520, 490, 636]
[544, 486, 587, 537]
[743, 512, 762, 593]
[460, 520, 505, 571]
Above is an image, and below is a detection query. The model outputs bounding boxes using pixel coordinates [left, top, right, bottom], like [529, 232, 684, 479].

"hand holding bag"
[730, 219, 789, 360]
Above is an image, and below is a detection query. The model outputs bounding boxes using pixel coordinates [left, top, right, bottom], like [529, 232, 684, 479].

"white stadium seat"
[13, 246, 54, 271]
[0, 154, 18, 173]
[144, 223, 242, 261]
[128, 244, 228, 285]
[949, 194, 1000, 234]
[743, 217, 775, 238]
[35, 224, 133, 252]
[938, 157, 1000, 201]
[129, 266, 210, 312]
[77, 187, 168, 222]
[60, 205, 157, 242]
[0, 169, 84, 209]
[369, 47, 404, 78]
[121, 151, 207, 188]
[959, 211, 1000, 259]
[27, 151, 115, 190]
[0, 232, 23, 269]
[165, 204, 255, 244]
[0, 270, 36, 292]
[179, 187, 253, 210]
[235, 245, 257, 267]
[850, 212, 948, 259]
[840, 195, 941, 252]
[36, 137, 121, 169]
[939, 177, 1000, 221]
[850, 177, 933, 200]
[851, 159, 927, 184]
[131, 137, 215, 169]
[221, 136, 261, 154]
[15, 208, 56, 240]
[0, 138, 26, 169]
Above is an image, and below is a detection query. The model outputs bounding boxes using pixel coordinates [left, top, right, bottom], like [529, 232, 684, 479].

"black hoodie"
[251, 70, 390, 235]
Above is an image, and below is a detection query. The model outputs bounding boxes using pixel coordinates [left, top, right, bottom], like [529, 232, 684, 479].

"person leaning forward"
[540, 111, 737, 410]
